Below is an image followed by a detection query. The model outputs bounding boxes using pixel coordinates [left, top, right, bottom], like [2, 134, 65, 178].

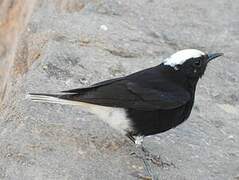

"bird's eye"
[194, 60, 201, 67]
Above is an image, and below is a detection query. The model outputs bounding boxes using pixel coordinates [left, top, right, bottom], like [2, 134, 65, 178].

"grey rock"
[1, 0, 239, 179]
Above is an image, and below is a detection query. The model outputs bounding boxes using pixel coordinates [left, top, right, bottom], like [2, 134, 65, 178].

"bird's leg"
[126, 134, 158, 179]
[140, 144, 176, 168]
[126, 132, 136, 143]
[127, 134, 174, 169]
[136, 143, 154, 179]
[140, 145, 163, 167]
[131, 136, 162, 167]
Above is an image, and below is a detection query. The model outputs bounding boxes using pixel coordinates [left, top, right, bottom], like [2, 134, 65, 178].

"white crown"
[164, 49, 205, 67]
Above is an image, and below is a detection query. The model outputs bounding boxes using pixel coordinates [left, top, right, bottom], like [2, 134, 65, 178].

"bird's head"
[163, 49, 223, 79]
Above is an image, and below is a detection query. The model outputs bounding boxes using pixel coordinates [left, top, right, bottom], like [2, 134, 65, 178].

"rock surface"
[0, 0, 239, 179]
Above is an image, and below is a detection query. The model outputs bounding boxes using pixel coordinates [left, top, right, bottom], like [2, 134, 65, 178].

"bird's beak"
[207, 53, 224, 62]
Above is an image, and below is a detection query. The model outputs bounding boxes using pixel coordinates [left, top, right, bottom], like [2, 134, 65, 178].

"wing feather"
[57, 66, 191, 110]
[59, 80, 190, 110]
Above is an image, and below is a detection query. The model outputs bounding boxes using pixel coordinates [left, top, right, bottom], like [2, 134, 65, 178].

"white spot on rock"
[100, 25, 108, 31]
[217, 104, 238, 114]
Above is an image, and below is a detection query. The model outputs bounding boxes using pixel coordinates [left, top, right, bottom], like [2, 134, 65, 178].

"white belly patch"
[86, 104, 132, 134]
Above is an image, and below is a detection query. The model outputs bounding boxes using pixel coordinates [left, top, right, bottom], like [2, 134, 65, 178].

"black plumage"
[29, 49, 223, 139]
[59, 65, 192, 136]
[60, 65, 190, 110]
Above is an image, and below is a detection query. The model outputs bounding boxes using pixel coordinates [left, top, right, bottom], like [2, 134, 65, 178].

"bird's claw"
[131, 149, 175, 168]
[146, 154, 175, 168]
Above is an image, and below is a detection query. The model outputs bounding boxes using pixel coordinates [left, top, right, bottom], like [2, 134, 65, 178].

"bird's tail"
[27, 93, 84, 106]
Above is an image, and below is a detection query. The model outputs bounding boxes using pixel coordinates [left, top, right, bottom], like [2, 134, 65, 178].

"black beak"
[207, 53, 224, 62]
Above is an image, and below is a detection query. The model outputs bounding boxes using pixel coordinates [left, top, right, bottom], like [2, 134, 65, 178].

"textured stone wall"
[0, 0, 36, 102]
[0, 0, 238, 179]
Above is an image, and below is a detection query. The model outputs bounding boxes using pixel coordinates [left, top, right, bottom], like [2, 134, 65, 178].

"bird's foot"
[131, 146, 176, 168]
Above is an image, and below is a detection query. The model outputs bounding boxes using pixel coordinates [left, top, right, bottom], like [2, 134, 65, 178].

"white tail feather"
[27, 94, 87, 106]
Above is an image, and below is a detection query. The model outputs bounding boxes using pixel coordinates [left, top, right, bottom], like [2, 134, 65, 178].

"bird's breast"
[127, 103, 193, 136]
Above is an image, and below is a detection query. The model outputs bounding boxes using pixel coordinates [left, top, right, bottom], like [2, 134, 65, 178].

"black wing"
[60, 67, 191, 110]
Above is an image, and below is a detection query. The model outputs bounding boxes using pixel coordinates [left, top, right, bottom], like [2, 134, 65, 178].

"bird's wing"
[60, 78, 191, 110]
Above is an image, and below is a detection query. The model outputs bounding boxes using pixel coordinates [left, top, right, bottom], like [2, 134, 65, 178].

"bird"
[28, 49, 223, 172]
